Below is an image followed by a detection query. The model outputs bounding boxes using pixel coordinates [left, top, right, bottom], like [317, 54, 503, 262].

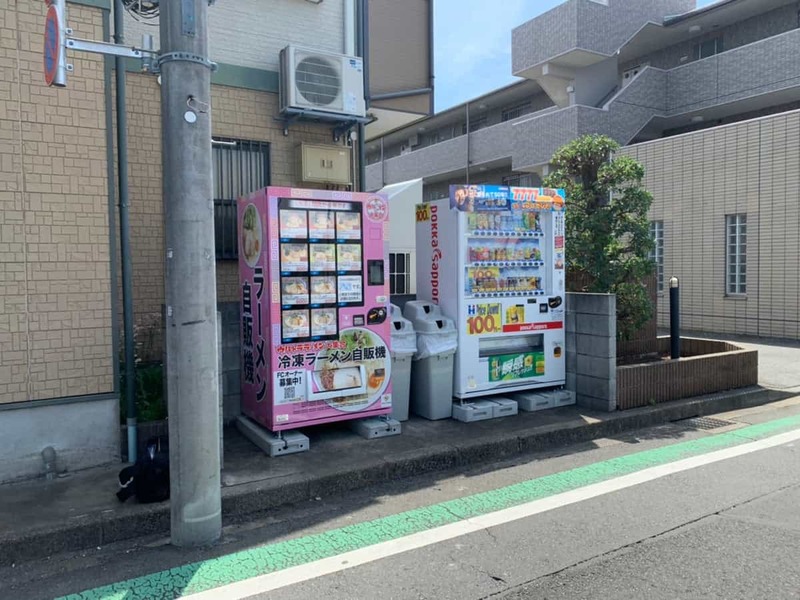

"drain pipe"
[344, 0, 355, 55]
[113, 0, 137, 463]
[356, 0, 367, 191]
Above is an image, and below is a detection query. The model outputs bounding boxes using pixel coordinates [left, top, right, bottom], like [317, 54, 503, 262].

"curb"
[1, 386, 790, 565]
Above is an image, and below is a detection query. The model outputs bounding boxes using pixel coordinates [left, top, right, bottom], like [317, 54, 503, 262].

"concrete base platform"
[0, 386, 789, 567]
[452, 400, 496, 423]
[516, 390, 575, 412]
[492, 398, 519, 418]
[350, 417, 402, 439]
[553, 390, 577, 407]
[235, 416, 309, 457]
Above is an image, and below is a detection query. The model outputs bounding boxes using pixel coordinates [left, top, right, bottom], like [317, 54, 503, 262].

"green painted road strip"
[58, 413, 800, 600]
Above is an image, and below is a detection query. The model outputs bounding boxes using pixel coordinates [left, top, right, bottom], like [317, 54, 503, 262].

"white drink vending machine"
[416, 185, 566, 399]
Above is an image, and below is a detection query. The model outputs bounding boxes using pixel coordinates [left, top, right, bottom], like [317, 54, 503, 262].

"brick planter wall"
[617, 337, 758, 410]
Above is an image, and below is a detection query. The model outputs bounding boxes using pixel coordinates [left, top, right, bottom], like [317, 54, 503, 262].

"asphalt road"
[4, 398, 800, 600]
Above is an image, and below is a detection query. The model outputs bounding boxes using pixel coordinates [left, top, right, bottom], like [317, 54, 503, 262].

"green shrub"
[545, 134, 655, 340]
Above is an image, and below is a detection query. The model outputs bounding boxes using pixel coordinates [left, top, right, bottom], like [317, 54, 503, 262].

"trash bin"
[389, 305, 417, 422]
[403, 302, 457, 420]
[403, 300, 443, 324]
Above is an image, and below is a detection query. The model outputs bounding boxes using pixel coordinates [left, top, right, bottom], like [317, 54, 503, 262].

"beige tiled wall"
[123, 74, 343, 357]
[0, 1, 114, 403]
[623, 110, 800, 340]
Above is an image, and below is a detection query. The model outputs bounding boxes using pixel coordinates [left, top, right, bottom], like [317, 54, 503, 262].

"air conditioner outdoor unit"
[280, 45, 366, 118]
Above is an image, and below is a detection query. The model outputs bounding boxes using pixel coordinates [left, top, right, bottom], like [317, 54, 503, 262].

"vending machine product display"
[415, 185, 567, 399]
[239, 187, 393, 432]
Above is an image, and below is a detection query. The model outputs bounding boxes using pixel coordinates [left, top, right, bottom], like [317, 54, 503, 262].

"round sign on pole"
[43, 4, 60, 87]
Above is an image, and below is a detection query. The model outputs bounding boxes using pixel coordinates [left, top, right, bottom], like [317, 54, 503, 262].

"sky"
[433, 0, 718, 111]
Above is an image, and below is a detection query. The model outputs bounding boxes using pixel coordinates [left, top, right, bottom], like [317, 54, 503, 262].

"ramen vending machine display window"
[416, 186, 566, 399]
[239, 187, 393, 433]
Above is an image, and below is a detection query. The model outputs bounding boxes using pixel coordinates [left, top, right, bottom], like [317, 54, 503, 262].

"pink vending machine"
[239, 187, 392, 435]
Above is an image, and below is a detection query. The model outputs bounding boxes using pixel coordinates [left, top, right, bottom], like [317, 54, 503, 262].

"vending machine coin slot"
[367, 307, 387, 324]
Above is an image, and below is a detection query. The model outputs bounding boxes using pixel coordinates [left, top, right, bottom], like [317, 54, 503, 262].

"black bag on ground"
[116, 436, 170, 503]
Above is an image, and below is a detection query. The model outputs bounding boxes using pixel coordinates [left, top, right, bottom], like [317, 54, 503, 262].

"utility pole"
[160, 0, 222, 547]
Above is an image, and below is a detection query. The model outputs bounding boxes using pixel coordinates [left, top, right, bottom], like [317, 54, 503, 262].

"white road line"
[184, 427, 800, 600]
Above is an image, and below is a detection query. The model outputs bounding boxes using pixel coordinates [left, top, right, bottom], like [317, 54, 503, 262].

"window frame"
[692, 36, 724, 60]
[650, 221, 665, 293]
[502, 173, 536, 188]
[725, 214, 747, 296]
[389, 252, 412, 296]
[212, 138, 271, 260]
[463, 114, 488, 134]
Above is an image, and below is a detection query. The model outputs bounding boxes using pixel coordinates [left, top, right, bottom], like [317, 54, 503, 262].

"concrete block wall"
[566, 293, 617, 412]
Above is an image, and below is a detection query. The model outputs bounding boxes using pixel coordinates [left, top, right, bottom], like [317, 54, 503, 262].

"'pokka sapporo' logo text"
[430, 204, 442, 304]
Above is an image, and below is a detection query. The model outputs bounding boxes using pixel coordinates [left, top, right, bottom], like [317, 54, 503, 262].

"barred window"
[389, 252, 412, 295]
[213, 139, 270, 259]
[501, 102, 532, 122]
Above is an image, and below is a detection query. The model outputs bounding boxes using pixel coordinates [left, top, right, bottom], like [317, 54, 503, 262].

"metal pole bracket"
[156, 51, 218, 72]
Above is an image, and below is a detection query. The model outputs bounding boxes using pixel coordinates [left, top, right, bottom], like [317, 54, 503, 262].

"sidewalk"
[0, 385, 792, 566]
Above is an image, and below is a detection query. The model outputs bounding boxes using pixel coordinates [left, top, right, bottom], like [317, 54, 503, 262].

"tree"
[544, 134, 654, 340]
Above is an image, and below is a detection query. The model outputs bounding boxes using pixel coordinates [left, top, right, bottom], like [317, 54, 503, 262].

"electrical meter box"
[297, 143, 352, 185]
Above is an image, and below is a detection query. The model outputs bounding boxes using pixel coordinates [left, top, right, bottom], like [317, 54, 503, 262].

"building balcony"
[511, 67, 668, 170]
[666, 27, 800, 117]
[366, 108, 558, 190]
[512, 0, 693, 79]
[366, 135, 466, 191]
[368, 25, 800, 183]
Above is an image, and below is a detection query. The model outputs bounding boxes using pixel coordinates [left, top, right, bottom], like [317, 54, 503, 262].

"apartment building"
[369, 0, 800, 341]
[0, 0, 431, 481]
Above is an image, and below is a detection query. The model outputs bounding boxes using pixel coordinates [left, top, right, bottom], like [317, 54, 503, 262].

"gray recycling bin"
[389, 305, 417, 422]
[403, 301, 457, 421]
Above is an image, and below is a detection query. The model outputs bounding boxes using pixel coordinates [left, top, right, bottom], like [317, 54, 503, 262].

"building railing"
[370, 105, 559, 180]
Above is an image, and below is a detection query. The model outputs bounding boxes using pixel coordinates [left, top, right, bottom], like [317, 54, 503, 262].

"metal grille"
[295, 56, 341, 107]
[213, 139, 270, 260]
[678, 417, 736, 431]
[501, 102, 532, 122]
